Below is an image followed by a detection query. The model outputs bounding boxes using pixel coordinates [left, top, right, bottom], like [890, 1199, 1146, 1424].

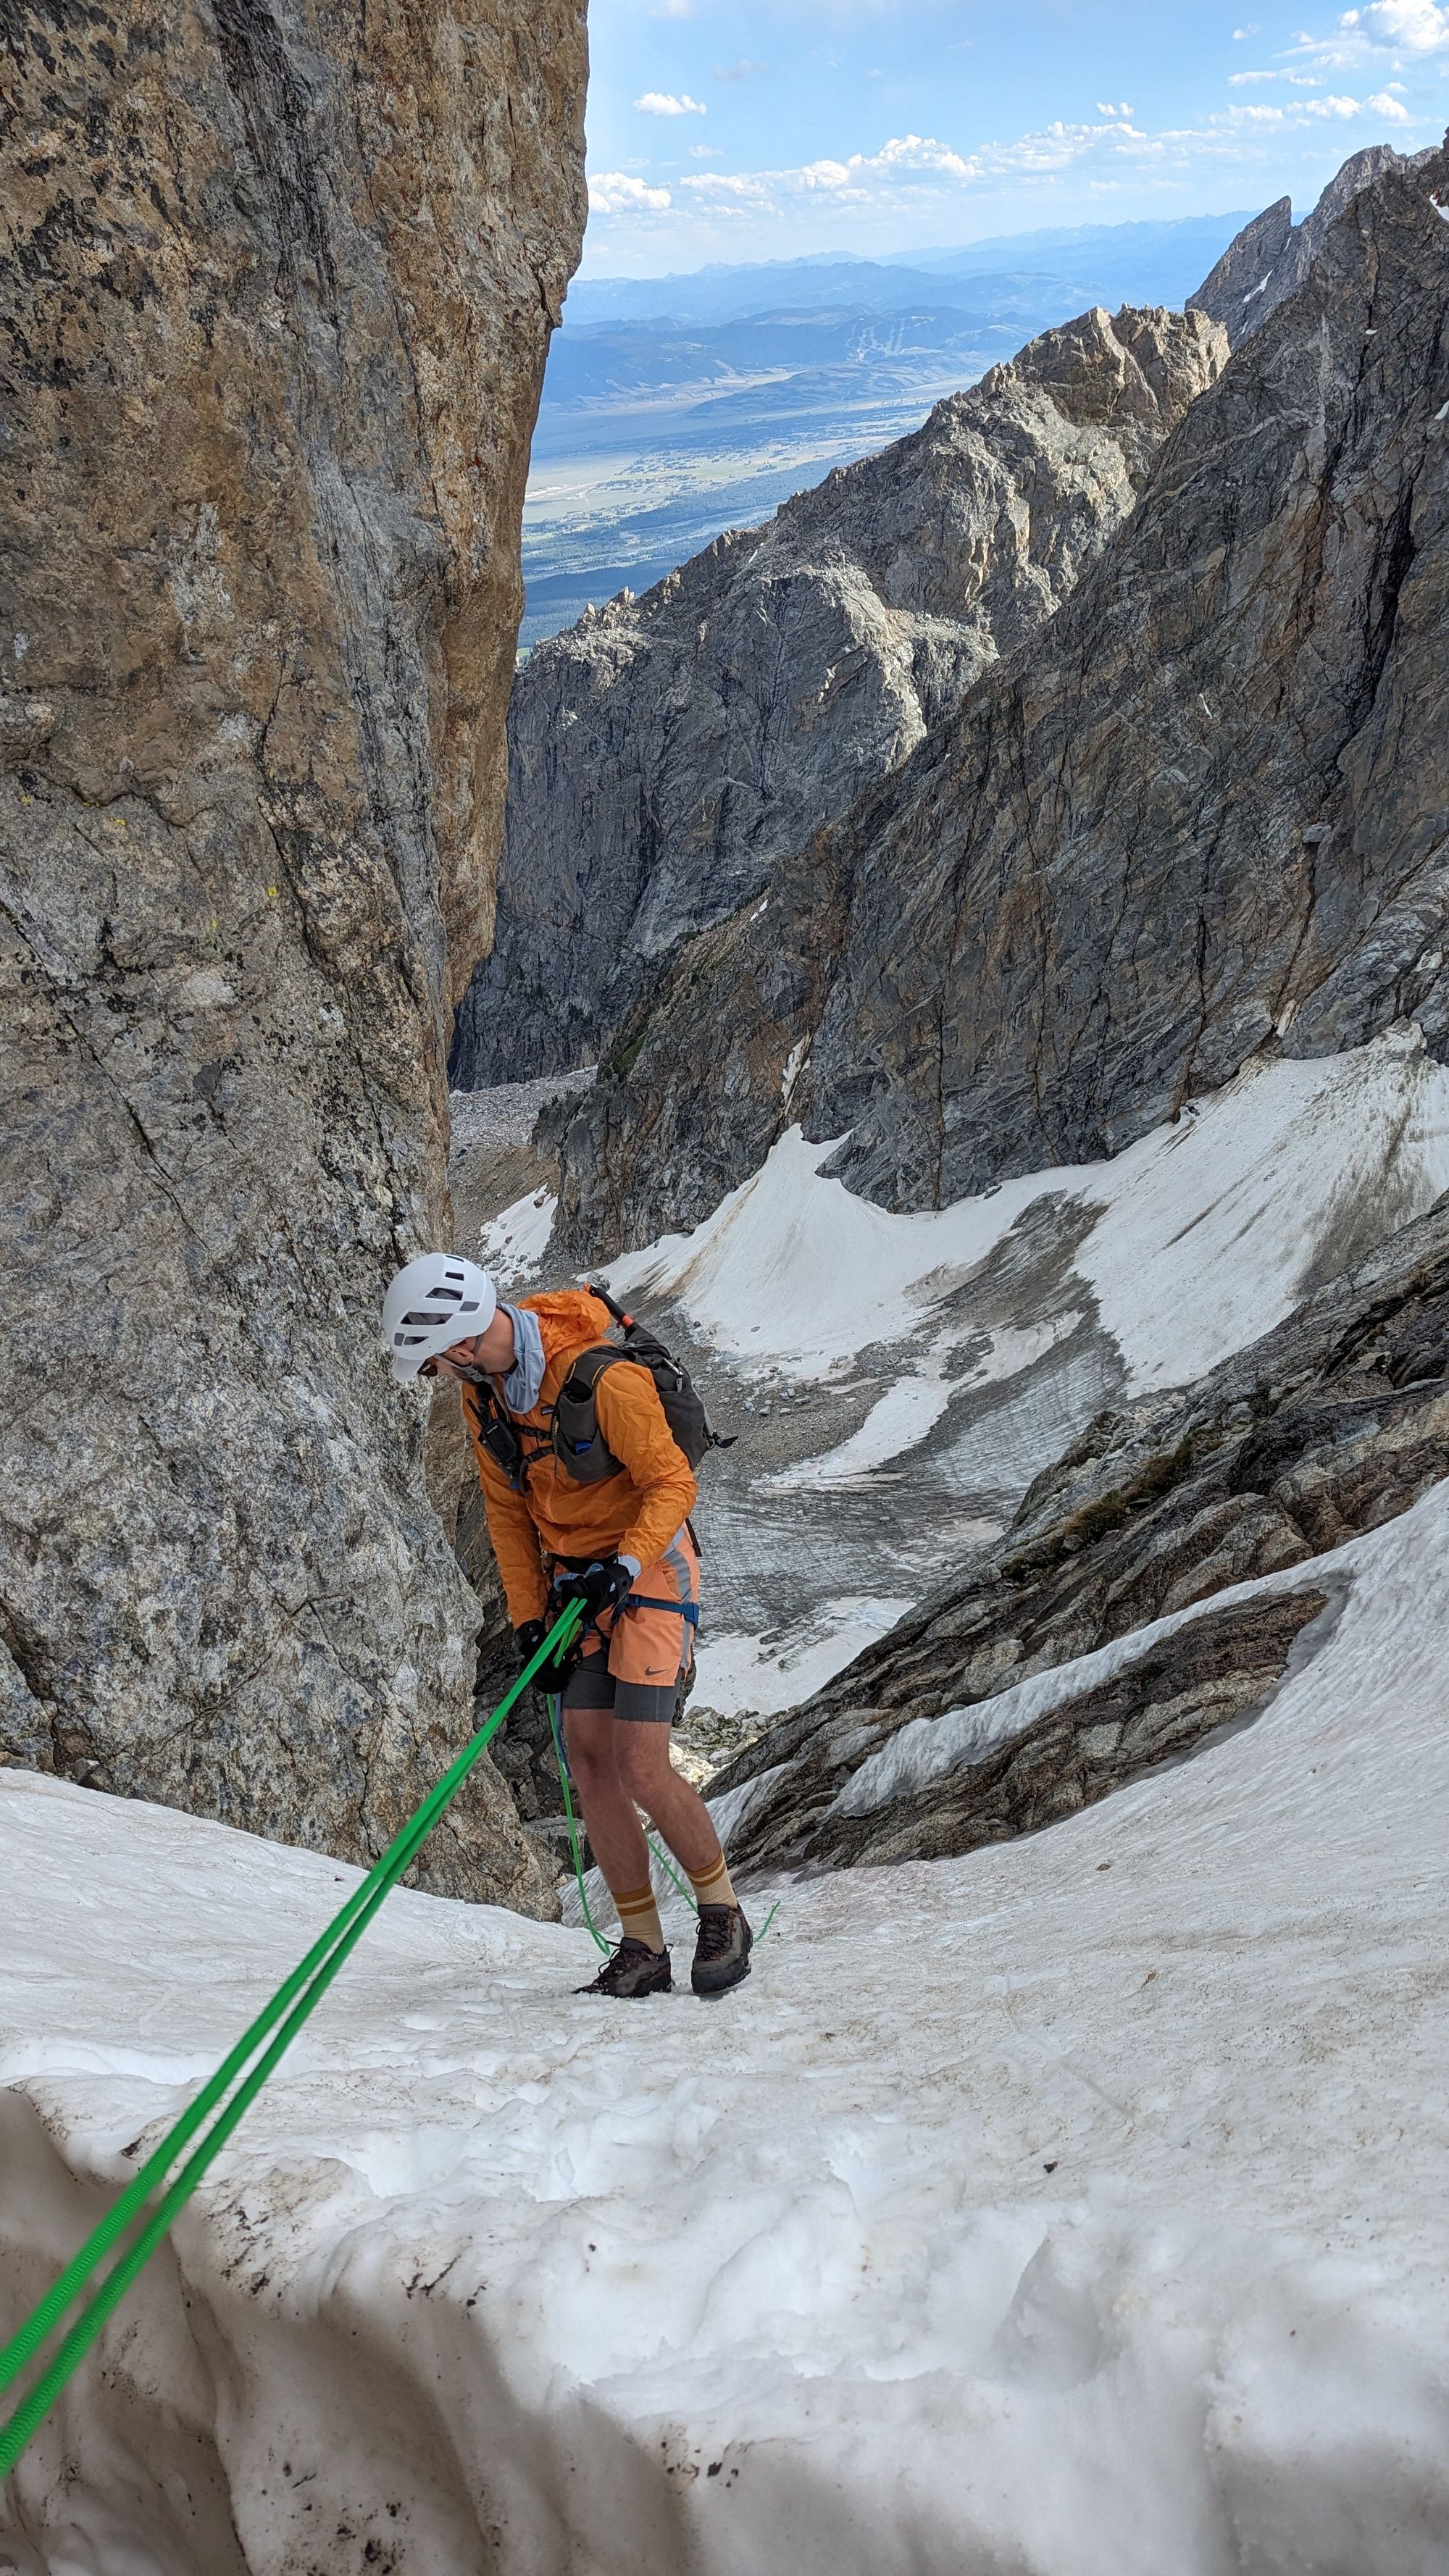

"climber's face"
[420, 1339, 479, 1379]
[419, 1309, 517, 1379]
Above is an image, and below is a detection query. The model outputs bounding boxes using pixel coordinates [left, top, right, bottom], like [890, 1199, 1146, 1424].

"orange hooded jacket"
[465, 1289, 697, 1626]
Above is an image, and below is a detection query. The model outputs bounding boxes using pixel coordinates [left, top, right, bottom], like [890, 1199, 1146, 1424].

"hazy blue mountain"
[561, 215, 1253, 329]
[522, 211, 1255, 648]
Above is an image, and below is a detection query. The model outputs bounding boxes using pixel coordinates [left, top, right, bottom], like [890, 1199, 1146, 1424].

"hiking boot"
[575, 1936, 672, 1999]
[691, 1903, 753, 1998]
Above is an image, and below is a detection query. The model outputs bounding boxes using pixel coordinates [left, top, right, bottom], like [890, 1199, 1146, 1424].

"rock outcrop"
[0, 0, 586, 1907]
[556, 141, 1449, 1259]
[1187, 143, 1410, 347]
[709, 1187, 1449, 1872]
[451, 304, 1225, 1087]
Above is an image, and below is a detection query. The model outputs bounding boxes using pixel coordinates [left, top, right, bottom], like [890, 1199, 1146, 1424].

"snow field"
[4, 1471, 1449, 2572]
[688, 1592, 913, 1725]
[477, 1187, 559, 1287]
[600, 1024, 1449, 1720]
[608, 1025, 1449, 1402]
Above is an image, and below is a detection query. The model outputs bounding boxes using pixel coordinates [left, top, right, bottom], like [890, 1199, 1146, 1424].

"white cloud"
[587, 171, 673, 213]
[1343, 0, 1449, 51]
[1282, 0, 1449, 72]
[1096, 101, 1134, 117]
[680, 170, 777, 202]
[1229, 67, 1282, 81]
[585, 88, 1428, 246]
[635, 90, 706, 117]
[688, 143, 723, 158]
[1233, 20, 1261, 32]
[869, 133, 977, 176]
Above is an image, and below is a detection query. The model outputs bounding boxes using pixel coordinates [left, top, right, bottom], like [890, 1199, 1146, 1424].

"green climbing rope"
[546, 1692, 610, 1954]
[547, 1696, 780, 1947]
[0, 1600, 584, 2481]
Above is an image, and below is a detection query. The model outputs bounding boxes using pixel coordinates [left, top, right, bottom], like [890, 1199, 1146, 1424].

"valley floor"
[3, 1474, 1448, 2573]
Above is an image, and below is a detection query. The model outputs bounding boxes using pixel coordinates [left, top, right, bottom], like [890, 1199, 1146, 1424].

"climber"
[380, 1253, 752, 2000]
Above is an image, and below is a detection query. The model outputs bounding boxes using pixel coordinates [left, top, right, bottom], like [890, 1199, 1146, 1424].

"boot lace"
[694, 1904, 738, 1960]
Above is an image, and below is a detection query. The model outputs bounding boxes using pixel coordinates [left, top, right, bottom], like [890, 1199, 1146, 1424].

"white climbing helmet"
[380, 1254, 498, 1381]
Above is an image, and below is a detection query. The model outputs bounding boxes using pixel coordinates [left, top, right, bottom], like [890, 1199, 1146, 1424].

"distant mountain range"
[522, 213, 1254, 646]
[562, 216, 1258, 328]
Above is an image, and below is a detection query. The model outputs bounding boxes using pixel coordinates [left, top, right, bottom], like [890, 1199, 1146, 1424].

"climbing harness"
[0, 1602, 584, 2480]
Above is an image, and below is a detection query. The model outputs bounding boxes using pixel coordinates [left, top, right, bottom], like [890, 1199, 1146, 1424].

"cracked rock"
[0, 0, 586, 1912]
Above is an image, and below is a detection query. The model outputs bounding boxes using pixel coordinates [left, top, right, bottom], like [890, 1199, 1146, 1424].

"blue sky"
[580, 0, 1449, 272]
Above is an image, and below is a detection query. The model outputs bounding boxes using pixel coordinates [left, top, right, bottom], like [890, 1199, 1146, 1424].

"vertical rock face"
[0, 0, 586, 1906]
[556, 141, 1449, 1259]
[450, 304, 1225, 1089]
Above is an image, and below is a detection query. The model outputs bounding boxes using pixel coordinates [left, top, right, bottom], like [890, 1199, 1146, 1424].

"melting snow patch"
[478, 1185, 556, 1286]
[769, 1321, 1080, 1492]
[690, 1593, 913, 1718]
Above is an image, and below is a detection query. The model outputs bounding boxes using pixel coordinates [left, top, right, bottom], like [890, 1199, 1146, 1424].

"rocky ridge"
[0, 0, 585, 1906]
[451, 302, 1224, 1087]
[707, 1187, 1449, 1873]
[555, 141, 1449, 1259]
[1187, 142, 1411, 348]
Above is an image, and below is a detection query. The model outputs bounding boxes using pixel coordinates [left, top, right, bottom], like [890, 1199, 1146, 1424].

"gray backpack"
[551, 1286, 735, 1484]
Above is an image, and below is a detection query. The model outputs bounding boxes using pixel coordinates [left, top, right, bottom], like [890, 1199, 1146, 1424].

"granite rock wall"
[0, 0, 586, 1906]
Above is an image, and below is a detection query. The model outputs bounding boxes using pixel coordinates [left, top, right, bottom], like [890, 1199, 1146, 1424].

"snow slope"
[4, 1473, 1449, 2573]
[608, 1026, 1449, 1398]
[600, 1025, 1449, 1718]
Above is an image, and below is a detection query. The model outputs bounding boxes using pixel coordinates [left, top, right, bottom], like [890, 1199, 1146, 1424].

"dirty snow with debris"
[4, 1460, 1449, 2573]
[479, 1186, 558, 1287]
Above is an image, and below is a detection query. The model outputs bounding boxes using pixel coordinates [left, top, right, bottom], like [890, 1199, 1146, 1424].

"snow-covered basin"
[606, 1025, 1449, 1395]
[4, 1483, 1449, 2573]
[603, 1024, 1449, 1720]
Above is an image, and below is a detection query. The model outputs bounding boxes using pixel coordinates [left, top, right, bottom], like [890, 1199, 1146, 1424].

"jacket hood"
[518, 1287, 615, 1369]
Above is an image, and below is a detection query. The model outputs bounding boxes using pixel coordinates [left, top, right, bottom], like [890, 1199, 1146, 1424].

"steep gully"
[449, 140, 1449, 1871]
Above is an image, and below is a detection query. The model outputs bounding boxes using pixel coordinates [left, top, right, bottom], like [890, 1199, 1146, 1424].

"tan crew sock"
[688, 1850, 737, 1911]
[614, 1881, 665, 1953]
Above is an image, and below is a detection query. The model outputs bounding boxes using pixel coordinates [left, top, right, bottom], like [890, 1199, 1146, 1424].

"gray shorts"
[562, 1660, 680, 1724]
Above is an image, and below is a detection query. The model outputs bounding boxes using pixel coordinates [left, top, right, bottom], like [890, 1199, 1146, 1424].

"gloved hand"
[551, 1555, 636, 1619]
[514, 1618, 580, 1698]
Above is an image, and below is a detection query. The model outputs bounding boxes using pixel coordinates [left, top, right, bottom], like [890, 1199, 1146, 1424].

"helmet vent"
[381, 1253, 497, 1380]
